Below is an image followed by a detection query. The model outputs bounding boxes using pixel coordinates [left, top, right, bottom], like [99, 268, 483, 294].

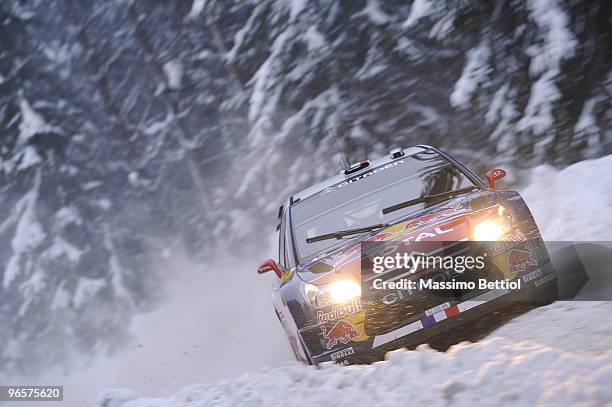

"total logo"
[365, 225, 455, 264]
[404, 226, 454, 243]
[316, 299, 363, 324]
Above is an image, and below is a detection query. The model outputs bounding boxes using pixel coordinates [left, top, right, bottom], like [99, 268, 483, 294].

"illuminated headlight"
[473, 216, 513, 241]
[302, 279, 361, 308]
[473, 219, 504, 241]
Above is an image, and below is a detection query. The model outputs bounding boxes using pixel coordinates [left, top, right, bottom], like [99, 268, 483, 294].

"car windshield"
[290, 152, 478, 263]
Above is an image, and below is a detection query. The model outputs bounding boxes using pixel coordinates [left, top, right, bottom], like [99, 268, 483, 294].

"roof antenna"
[327, 120, 351, 168]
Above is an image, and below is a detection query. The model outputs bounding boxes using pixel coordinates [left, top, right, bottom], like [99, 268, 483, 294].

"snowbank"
[98, 337, 612, 407]
[96, 155, 612, 407]
[520, 153, 612, 241]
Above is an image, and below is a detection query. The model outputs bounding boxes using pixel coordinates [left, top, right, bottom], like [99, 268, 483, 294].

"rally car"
[257, 145, 557, 365]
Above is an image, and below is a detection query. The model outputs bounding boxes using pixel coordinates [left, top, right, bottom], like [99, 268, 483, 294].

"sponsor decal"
[508, 248, 537, 278]
[412, 226, 454, 243]
[487, 229, 528, 257]
[330, 347, 354, 361]
[317, 299, 363, 324]
[492, 246, 537, 280]
[424, 301, 451, 317]
[402, 209, 459, 232]
[372, 289, 510, 348]
[337, 161, 405, 189]
[367, 233, 393, 242]
[522, 268, 543, 283]
[280, 268, 294, 282]
[534, 273, 556, 287]
[321, 320, 361, 349]
[343, 312, 369, 342]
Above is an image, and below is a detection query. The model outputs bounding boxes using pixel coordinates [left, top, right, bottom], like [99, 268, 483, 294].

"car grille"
[363, 241, 495, 336]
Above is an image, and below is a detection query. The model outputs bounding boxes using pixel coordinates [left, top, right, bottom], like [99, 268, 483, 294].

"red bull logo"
[487, 229, 527, 257]
[316, 299, 363, 324]
[321, 320, 361, 349]
[508, 249, 537, 276]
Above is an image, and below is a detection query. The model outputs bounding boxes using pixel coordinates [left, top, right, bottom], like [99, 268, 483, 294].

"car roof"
[289, 145, 434, 204]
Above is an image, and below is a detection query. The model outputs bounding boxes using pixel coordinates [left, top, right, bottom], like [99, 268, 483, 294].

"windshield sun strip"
[292, 171, 425, 229]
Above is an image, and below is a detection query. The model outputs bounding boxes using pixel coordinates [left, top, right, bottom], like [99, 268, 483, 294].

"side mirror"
[257, 259, 283, 279]
[486, 168, 507, 190]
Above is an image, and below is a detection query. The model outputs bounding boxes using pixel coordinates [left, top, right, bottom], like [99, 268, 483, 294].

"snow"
[526, 0, 577, 78]
[163, 60, 183, 90]
[82, 181, 103, 191]
[56, 206, 83, 227]
[428, 11, 455, 40]
[288, 0, 308, 23]
[574, 97, 603, 148]
[517, 0, 577, 135]
[16, 145, 42, 170]
[143, 113, 174, 136]
[516, 71, 561, 136]
[356, 0, 391, 26]
[51, 282, 71, 310]
[355, 46, 388, 80]
[43, 237, 83, 263]
[247, 29, 291, 122]
[575, 98, 598, 134]
[450, 43, 491, 108]
[95, 198, 113, 210]
[73, 277, 106, 308]
[403, 0, 437, 29]
[3, 171, 45, 288]
[18, 96, 53, 144]
[103, 224, 134, 307]
[187, 0, 207, 19]
[43, 41, 78, 64]
[492, 302, 612, 356]
[304, 26, 326, 52]
[96, 154, 612, 407]
[99, 337, 612, 407]
[485, 84, 510, 125]
[520, 153, 612, 241]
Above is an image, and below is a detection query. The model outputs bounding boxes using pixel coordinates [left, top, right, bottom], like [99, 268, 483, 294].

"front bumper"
[302, 260, 556, 366]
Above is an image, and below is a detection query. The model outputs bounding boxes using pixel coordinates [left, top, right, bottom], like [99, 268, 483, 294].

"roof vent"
[343, 160, 370, 175]
[390, 147, 404, 159]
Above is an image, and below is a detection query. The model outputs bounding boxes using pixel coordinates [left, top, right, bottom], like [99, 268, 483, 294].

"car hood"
[296, 190, 501, 284]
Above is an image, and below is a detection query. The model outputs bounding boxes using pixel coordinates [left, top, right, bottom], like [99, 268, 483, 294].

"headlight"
[472, 211, 513, 241]
[301, 279, 361, 308]
[473, 219, 505, 241]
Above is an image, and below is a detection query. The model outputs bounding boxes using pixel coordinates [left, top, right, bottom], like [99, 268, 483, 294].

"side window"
[278, 212, 287, 268]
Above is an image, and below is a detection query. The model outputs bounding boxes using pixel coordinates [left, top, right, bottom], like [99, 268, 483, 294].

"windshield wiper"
[382, 186, 480, 215]
[306, 223, 389, 243]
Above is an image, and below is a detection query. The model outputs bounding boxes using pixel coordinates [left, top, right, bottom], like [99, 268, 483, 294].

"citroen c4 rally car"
[257, 145, 558, 366]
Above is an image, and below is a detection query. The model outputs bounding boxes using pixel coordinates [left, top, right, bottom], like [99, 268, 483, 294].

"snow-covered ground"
[12, 155, 611, 407]
[97, 337, 612, 407]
